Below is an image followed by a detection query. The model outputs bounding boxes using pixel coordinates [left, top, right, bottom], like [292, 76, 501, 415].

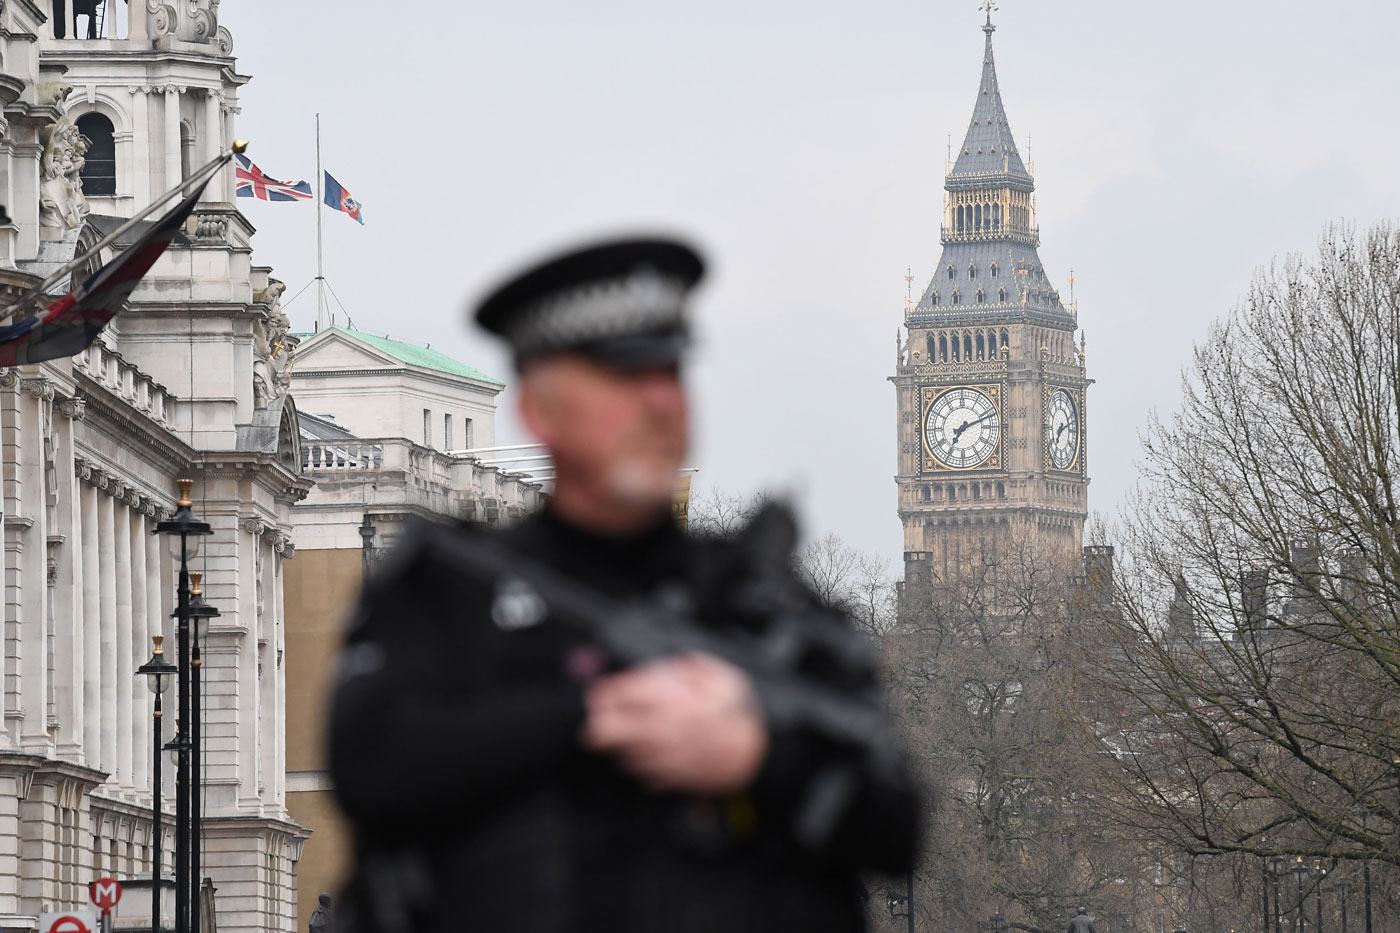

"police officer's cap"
[474, 236, 704, 371]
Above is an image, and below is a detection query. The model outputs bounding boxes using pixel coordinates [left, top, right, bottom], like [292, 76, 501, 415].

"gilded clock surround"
[1041, 385, 1085, 474]
[920, 383, 1005, 473]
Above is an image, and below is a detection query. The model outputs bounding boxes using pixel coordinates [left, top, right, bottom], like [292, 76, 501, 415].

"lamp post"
[884, 868, 913, 933]
[185, 572, 218, 933]
[991, 913, 1006, 933]
[1312, 861, 1326, 933]
[136, 636, 177, 933]
[1291, 857, 1309, 933]
[1334, 879, 1350, 933]
[1261, 842, 1275, 933]
[1267, 853, 1285, 933]
[154, 478, 212, 933]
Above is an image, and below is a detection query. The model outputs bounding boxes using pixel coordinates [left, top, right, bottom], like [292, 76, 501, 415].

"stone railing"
[300, 438, 546, 524]
[73, 340, 173, 426]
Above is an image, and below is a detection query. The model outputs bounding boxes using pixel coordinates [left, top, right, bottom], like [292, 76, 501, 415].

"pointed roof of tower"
[949, 10, 1031, 184]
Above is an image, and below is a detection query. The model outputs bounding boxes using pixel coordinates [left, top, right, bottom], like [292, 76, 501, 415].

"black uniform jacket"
[328, 508, 920, 933]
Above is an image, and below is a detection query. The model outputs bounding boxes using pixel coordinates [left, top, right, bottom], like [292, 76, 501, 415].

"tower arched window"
[931, 290, 939, 306]
[964, 333, 973, 359]
[939, 334, 948, 362]
[974, 204, 981, 231]
[76, 113, 116, 196]
[976, 289, 985, 305]
[992, 203, 1001, 230]
[957, 206, 965, 232]
[948, 266, 955, 281]
[969, 264, 977, 279]
[952, 290, 960, 305]
[990, 262, 998, 278]
[976, 333, 985, 358]
[998, 287, 1006, 303]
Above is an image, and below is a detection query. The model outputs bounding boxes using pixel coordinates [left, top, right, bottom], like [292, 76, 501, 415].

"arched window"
[990, 262, 998, 278]
[976, 289, 985, 305]
[969, 264, 977, 279]
[925, 335, 935, 360]
[998, 287, 1007, 303]
[963, 333, 973, 359]
[974, 204, 981, 230]
[947, 266, 955, 281]
[76, 113, 116, 196]
[957, 205, 965, 232]
[997, 482, 1006, 499]
[939, 334, 948, 362]
[976, 333, 985, 358]
[921, 486, 931, 502]
[949, 486, 957, 502]
[952, 290, 961, 305]
[931, 291, 939, 306]
[992, 203, 1001, 230]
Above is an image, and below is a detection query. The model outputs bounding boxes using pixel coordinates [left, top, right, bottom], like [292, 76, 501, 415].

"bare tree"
[1068, 223, 1400, 927]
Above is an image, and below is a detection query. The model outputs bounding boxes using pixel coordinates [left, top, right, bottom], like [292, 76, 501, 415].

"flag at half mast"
[323, 171, 364, 224]
[235, 153, 313, 201]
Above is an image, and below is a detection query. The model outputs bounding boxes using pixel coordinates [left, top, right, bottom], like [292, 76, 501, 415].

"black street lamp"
[154, 478, 212, 933]
[1291, 857, 1309, 933]
[884, 868, 913, 933]
[185, 572, 218, 933]
[1312, 861, 1326, 933]
[1334, 878, 1350, 933]
[991, 913, 1006, 933]
[1261, 841, 1275, 933]
[136, 636, 176, 933]
[1267, 853, 1285, 933]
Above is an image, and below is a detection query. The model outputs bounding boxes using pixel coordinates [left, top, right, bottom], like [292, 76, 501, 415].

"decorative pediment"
[290, 329, 406, 372]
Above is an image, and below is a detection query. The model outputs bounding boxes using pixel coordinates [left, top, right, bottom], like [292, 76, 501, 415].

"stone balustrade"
[300, 437, 545, 524]
[73, 341, 172, 425]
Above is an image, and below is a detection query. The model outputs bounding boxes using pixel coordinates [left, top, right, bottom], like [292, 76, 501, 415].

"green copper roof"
[297, 326, 503, 385]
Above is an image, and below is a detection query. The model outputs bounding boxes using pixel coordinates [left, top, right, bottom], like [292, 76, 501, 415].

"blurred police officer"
[328, 237, 919, 933]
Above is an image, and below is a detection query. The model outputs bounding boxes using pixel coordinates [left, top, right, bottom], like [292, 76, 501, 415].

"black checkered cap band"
[504, 268, 690, 358]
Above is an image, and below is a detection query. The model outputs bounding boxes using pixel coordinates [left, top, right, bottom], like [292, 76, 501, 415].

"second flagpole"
[315, 113, 326, 332]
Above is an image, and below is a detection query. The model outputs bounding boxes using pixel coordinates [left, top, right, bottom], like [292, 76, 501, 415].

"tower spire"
[982, 0, 998, 33]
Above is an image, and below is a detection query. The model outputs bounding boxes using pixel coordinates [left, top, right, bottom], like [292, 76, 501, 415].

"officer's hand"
[582, 654, 768, 794]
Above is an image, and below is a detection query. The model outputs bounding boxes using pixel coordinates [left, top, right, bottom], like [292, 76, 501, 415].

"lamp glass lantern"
[185, 571, 221, 639]
[137, 636, 178, 696]
[154, 479, 213, 561]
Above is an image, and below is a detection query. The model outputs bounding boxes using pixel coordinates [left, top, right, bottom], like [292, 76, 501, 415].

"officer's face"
[520, 354, 688, 511]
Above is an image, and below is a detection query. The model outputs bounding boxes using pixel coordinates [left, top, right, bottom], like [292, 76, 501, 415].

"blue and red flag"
[0, 180, 207, 366]
[235, 154, 313, 201]
[323, 171, 364, 224]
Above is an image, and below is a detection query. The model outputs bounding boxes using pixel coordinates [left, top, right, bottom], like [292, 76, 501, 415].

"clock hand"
[1056, 422, 1069, 440]
[953, 411, 997, 441]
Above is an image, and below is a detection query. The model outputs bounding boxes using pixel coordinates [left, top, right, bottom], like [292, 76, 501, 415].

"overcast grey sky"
[221, 0, 1400, 566]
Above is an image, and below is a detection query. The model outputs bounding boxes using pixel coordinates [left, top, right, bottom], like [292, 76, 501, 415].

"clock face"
[1045, 388, 1079, 470]
[925, 386, 1001, 469]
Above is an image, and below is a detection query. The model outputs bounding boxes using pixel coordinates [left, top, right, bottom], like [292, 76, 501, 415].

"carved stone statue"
[39, 109, 91, 231]
[308, 893, 331, 933]
[252, 279, 293, 409]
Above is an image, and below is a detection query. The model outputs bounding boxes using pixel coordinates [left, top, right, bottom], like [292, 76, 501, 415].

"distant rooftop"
[294, 325, 503, 385]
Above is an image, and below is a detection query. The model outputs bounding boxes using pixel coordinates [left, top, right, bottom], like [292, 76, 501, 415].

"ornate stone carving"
[23, 378, 54, 401]
[214, 25, 234, 56]
[252, 281, 292, 410]
[57, 397, 86, 421]
[193, 214, 227, 240]
[147, 0, 177, 38]
[239, 517, 265, 536]
[74, 458, 92, 482]
[40, 110, 91, 231]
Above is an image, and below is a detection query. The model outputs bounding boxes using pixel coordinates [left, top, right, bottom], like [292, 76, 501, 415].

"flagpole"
[315, 113, 325, 333]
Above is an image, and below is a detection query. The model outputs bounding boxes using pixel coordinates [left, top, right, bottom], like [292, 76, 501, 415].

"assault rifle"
[420, 502, 904, 850]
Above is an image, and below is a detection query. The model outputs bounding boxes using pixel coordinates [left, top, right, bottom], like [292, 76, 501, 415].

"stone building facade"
[283, 332, 542, 932]
[892, 12, 1090, 582]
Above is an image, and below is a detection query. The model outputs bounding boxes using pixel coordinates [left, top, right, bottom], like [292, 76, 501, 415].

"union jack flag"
[235, 154, 312, 201]
[0, 180, 206, 366]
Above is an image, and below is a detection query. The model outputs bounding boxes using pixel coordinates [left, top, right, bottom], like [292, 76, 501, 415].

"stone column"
[114, 497, 134, 785]
[81, 481, 100, 767]
[130, 507, 149, 794]
[17, 378, 53, 753]
[202, 89, 222, 200]
[59, 453, 88, 762]
[128, 87, 152, 209]
[98, 489, 116, 777]
[163, 85, 183, 193]
[128, 0, 149, 40]
[221, 98, 240, 204]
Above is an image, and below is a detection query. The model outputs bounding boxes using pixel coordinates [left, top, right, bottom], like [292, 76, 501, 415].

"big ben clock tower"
[892, 8, 1089, 582]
